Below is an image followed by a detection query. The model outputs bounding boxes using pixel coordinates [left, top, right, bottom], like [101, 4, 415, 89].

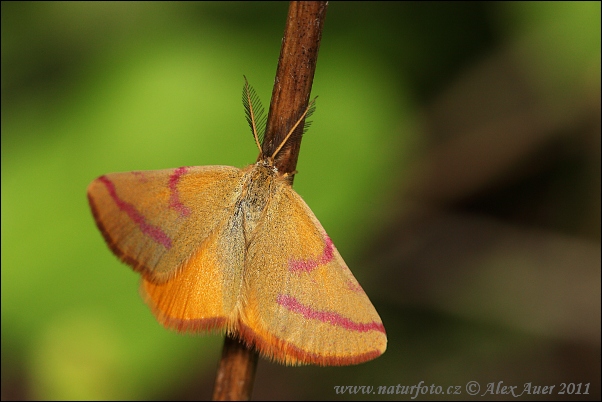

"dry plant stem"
[212, 335, 259, 401]
[262, 1, 328, 177]
[212, 1, 327, 401]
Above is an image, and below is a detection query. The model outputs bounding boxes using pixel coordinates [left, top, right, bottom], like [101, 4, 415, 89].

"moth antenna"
[242, 76, 267, 155]
[271, 97, 317, 160]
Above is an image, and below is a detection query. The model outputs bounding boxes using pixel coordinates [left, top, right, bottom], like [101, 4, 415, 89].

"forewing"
[237, 184, 387, 366]
[87, 165, 244, 283]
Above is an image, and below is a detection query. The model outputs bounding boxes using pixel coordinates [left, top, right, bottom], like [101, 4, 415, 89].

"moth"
[87, 78, 386, 365]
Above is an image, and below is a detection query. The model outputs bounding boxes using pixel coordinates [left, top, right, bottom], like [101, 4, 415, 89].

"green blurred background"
[2, 2, 600, 400]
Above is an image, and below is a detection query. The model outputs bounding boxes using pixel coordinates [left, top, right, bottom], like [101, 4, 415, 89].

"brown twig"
[212, 1, 327, 401]
[212, 335, 259, 401]
[263, 1, 328, 177]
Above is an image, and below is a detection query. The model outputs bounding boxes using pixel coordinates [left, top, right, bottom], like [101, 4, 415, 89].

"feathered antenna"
[271, 97, 317, 159]
[242, 76, 267, 154]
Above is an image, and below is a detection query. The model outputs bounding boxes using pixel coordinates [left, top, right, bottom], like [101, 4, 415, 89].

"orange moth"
[87, 78, 386, 365]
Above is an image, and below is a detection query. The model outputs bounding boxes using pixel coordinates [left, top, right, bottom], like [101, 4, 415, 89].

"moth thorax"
[239, 164, 276, 237]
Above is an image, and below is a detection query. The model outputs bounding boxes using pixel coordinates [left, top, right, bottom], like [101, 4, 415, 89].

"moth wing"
[238, 184, 387, 366]
[140, 217, 246, 332]
[87, 165, 244, 283]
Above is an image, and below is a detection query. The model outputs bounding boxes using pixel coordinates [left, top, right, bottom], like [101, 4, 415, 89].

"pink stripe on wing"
[276, 294, 385, 333]
[168, 167, 191, 217]
[99, 176, 172, 249]
[289, 235, 334, 272]
[346, 280, 366, 294]
[131, 171, 149, 182]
